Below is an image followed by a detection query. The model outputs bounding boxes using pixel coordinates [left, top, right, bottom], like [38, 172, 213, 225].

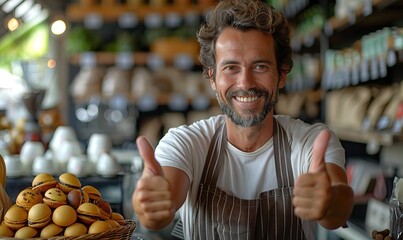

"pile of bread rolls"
[0, 173, 127, 238]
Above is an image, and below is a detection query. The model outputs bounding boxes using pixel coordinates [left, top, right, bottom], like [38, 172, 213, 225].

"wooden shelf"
[331, 127, 403, 146]
[325, 0, 402, 35]
[69, 51, 200, 66]
[66, 4, 214, 22]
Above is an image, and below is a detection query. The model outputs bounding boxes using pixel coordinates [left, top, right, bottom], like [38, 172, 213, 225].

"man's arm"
[132, 136, 190, 230]
[293, 130, 354, 229]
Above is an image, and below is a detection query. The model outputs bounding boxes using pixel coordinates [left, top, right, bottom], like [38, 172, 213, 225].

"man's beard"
[216, 88, 278, 127]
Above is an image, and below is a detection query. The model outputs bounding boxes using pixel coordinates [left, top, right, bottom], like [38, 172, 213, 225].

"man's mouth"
[235, 96, 259, 103]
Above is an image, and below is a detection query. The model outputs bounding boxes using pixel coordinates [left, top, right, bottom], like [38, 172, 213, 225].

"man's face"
[211, 27, 285, 127]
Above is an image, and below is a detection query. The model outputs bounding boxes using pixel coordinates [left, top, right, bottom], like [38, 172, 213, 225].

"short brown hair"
[197, 0, 293, 79]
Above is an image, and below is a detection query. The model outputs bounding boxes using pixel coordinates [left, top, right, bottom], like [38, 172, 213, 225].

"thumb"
[309, 130, 331, 173]
[136, 136, 164, 176]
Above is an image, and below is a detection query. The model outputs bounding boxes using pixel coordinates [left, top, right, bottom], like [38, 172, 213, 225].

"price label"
[118, 13, 138, 28]
[80, 52, 97, 68]
[84, 13, 103, 29]
[116, 52, 133, 69]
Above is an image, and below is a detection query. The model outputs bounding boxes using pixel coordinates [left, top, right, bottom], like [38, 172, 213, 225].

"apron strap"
[273, 118, 294, 188]
[198, 123, 226, 188]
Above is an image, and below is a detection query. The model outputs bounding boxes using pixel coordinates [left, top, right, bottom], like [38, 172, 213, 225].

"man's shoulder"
[274, 115, 329, 139]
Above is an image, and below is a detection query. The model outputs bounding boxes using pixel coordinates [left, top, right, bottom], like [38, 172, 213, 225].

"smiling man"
[132, 0, 354, 239]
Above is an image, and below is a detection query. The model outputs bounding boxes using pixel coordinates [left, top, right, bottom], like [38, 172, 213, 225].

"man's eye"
[254, 65, 269, 71]
[224, 65, 237, 71]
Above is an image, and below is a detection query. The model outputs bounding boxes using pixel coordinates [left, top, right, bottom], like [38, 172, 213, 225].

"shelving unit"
[284, 0, 403, 239]
[64, 0, 218, 145]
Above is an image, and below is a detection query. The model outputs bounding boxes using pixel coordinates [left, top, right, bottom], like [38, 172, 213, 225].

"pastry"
[3, 205, 28, 230]
[0, 224, 14, 237]
[40, 223, 64, 238]
[96, 199, 112, 220]
[28, 203, 52, 228]
[52, 205, 77, 227]
[31, 173, 58, 193]
[88, 220, 112, 234]
[105, 219, 120, 228]
[77, 202, 100, 225]
[64, 222, 88, 237]
[43, 188, 67, 208]
[67, 188, 89, 209]
[111, 212, 125, 225]
[58, 173, 81, 193]
[14, 226, 38, 238]
[15, 188, 43, 211]
[81, 185, 102, 203]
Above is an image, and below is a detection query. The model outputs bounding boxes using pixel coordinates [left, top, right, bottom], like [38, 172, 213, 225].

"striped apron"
[191, 119, 310, 239]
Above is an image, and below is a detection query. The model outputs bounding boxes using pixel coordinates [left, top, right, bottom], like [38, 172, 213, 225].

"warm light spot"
[51, 19, 66, 35]
[7, 17, 19, 31]
[47, 59, 56, 68]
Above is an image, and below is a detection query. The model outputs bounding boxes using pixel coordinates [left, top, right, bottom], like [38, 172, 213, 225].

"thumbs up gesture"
[293, 130, 332, 220]
[132, 136, 174, 229]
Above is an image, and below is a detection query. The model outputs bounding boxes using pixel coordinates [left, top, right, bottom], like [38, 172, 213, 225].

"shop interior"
[1, 0, 403, 239]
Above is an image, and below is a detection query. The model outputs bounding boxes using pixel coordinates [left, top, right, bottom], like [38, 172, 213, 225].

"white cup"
[96, 153, 120, 177]
[55, 140, 84, 171]
[32, 156, 58, 175]
[67, 155, 91, 177]
[49, 126, 78, 152]
[87, 134, 112, 165]
[4, 155, 25, 177]
[20, 141, 45, 174]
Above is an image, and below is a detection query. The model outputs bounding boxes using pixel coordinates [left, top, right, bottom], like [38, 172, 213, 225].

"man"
[132, 0, 354, 239]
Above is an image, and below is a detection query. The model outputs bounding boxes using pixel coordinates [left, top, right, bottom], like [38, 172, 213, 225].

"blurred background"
[0, 0, 403, 239]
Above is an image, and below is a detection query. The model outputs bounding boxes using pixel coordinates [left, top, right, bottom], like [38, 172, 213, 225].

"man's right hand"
[132, 136, 175, 230]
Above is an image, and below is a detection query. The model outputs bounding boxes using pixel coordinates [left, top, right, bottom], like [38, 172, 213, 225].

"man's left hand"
[293, 130, 332, 220]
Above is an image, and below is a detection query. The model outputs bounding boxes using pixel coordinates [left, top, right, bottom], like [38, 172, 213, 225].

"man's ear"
[278, 71, 287, 89]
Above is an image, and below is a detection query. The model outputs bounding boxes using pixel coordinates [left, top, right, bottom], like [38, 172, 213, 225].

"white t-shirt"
[155, 114, 346, 239]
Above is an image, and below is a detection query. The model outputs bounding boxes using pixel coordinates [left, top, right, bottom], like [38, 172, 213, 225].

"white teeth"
[236, 96, 258, 103]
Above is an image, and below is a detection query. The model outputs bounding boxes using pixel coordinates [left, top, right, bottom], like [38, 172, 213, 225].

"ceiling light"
[2, 0, 23, 13]
[15, 0, 33, 18]
[22, 3, 41, 22]
[7, 17, 19, 31]
[51, 19, 66, 35]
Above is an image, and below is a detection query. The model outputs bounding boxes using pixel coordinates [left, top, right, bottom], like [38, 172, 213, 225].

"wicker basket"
[6, 220, 136, 240]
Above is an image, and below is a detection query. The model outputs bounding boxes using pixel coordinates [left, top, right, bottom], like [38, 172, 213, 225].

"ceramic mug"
[4, 154, 25, 177]
[19, 141, 45, 174]
[32, 156, 58, 176]
[96, 153, 120, 177]
[87, 134, 112, 165]
[49, 126, 78, 152]
[67, 155, 91, 177]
